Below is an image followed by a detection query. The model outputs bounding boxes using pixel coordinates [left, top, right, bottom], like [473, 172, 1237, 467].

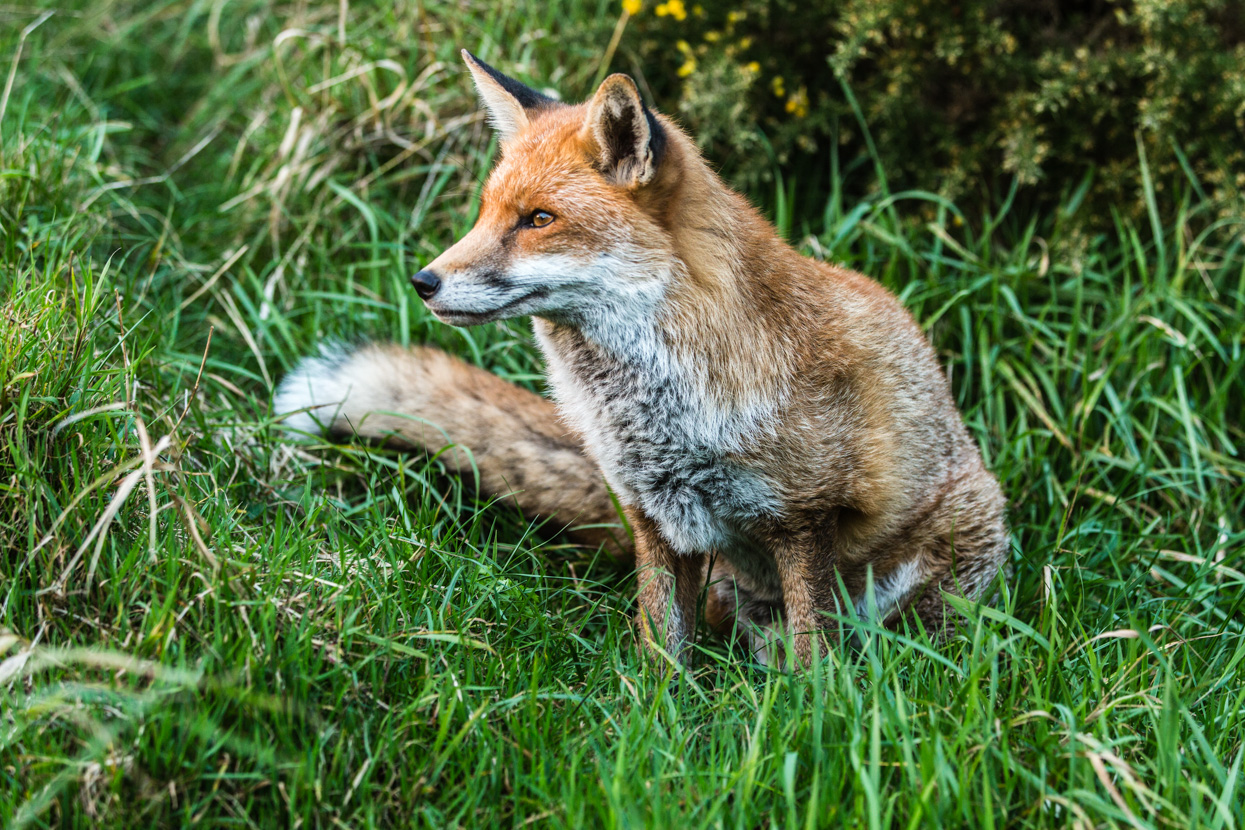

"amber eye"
[529, 210, 555, 228]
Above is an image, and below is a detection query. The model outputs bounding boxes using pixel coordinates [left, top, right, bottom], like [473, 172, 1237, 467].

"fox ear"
[584, 74, 666, 187]
[461, 50, 556, 142]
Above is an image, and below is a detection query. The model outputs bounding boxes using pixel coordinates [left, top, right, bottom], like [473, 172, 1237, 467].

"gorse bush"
[622, 0, 1245, 225]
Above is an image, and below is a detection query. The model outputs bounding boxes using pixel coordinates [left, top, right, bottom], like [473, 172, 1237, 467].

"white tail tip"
[272, 343, 356, 435]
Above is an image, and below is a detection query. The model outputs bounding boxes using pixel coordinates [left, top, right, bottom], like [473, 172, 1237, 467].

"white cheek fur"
[430, 246, 669, 321]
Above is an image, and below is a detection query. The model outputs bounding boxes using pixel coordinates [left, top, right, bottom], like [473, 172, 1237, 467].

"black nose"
[410, 269, 441, 300]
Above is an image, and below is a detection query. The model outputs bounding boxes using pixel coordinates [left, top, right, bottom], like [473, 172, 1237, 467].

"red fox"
[275, 51, 1010, 667]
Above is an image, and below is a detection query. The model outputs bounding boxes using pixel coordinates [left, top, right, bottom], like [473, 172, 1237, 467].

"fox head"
[412, 51, 685, 329]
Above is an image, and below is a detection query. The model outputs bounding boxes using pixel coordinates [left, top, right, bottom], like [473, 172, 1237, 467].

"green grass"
[2, 2, 1243, 827]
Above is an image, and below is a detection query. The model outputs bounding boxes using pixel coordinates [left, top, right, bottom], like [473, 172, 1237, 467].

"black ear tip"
[644, 105, 667, 168]
[463, 49, 557, 111]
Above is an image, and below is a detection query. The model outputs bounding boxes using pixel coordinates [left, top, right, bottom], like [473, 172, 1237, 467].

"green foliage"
[1, 1, 1243, 827]
[624, 0, 1245, 225]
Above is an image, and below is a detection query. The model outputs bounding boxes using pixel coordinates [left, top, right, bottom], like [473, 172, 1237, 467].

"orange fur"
[277, 53, 1010, 667]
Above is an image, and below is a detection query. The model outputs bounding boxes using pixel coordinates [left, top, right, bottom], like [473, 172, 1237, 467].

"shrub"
[620, 0, 1245, 225]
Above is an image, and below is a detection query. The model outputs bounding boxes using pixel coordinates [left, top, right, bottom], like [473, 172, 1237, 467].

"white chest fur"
[535, 318, 781, 555]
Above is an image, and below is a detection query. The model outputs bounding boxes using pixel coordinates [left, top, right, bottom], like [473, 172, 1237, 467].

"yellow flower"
[738, 36, 752, 50]
[771, 75, 785, 97]
[677, 58, 696, 77]
[676, 39, 692, 54]
[704, 30, 721, 43]
[655, 0, 686, 20]
[785, 87, 809, 118]
[746, 61, 761, 73]
[622, 0, 641, 14]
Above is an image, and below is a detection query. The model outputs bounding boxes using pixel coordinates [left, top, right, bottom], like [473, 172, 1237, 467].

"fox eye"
[528, 210, 555, 228]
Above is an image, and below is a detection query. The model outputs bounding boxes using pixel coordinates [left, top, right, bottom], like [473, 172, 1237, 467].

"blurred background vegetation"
[625, 0, 1245, 231]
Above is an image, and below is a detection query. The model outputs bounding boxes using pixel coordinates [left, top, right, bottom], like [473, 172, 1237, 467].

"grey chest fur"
[538, 324, 782, 556]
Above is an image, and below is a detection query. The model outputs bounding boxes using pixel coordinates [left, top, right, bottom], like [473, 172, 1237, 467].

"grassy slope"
[2, 2, 1243, 827]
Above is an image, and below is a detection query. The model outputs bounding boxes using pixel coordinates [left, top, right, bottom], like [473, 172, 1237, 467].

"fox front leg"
[769, 520, 840, 669]
[629, 510, 705, 665]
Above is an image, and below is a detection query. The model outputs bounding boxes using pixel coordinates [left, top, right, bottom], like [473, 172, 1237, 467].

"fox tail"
[273, 342, 631, 559]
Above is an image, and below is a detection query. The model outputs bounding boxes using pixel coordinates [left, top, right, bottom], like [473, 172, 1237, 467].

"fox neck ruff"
[533, 293, 785, 557]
